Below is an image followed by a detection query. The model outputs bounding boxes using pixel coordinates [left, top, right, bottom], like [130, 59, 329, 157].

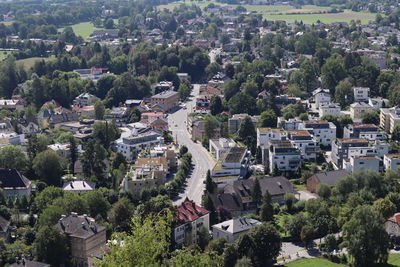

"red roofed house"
[174, 197, 210, 247]
[386, 213, 400, 237]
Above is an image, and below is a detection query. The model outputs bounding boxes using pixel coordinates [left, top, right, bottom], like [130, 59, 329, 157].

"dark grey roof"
[310, 169, 350, 187]
[55, 213, 105, 239]
[256, 176, 296, 196]
[0, 215, 10, 232]
[214, 191, 242, 212]
[10, 260, 50, 267]
[223, 147, 247, 163]
[0, 169, 31, 189]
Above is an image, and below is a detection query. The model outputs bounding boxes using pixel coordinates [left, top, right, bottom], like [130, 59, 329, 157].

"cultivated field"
[58, 22, 104, 40]
[158, 1, 378, 24]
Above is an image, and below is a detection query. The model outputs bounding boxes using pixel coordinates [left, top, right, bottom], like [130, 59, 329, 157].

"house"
[380, 107, 400, 133]
[384, 154, 400, 171]
[278, 118, 303, 131]
[89, 29, 119, 40]
[212, 217, 261, 242]
[0, 215, 10, 241]
[106, 107, 129, 126]
[209, 138, 236, 161]
[55, 213, 106, 265]
[267, 140, 301, 172]
[319, 103, 341, 118]
[121, 159, 167, 195]
[72, 105, 95, 119]
[141, 112, 164, 124]
[149, 145, 177, 170]
[73, 68, 110, 82]
[257, 128, 286, 147]
[369, 97, 389, 110]
[287, 130, 317, 161]
[194, 95, 211, 112]
[353, 87, 370, 102]
[189, 116, 221, 141]
[73, 93, 98, 107]
[307, 169, 350, 192]
[275, 95, 300, 106]
[63, 181, 96, 193]
[299, 120, 336, 147]
[344, 156, 381, 173]
[115, 128, 162, 162]
[0, 99, 25, 111]
[150, 90, 179, 112]
[174, 198, 210, 248]
[343, 124, 386, 140]
[154, 81, 174, 94]
[350, 102, 373, 121]
[313, 88, 331, 108]
[149, 118, 168, 132]
[211, 147, 250, 186]
[386, 213, 400, 237]
[0, 169, 32, 198]
[228, 114, 260, 134]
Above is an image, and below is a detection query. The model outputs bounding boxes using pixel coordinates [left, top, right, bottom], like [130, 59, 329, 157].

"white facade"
[299, 122, 336, 147]
[359, 131, 386, 141]
[209, 138, 236, 161]
[384, 154, 400, 171]
[313, 88, 331, 108]
[289, 138, 317, 161]
[257, 128, 286, 147]
[174, 213, 210, 247]
[319, 103, 341, 118]
[354, 87, 370, 102]
[345, 156, 380, 173]
[212, 218, 261, 242]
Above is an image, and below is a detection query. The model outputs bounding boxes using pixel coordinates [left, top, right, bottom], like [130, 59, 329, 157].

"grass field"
[58, 22, 105, 40]
[16, 56, 54, 70]
[0, 51, 14, 61]
[158, 1, 378, 24]
[284, 258, 346, 267]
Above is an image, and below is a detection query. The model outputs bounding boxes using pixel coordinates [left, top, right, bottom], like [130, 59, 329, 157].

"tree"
[285, 213, 307, 240]
[179, 145, 188, 157]
[223, 243, 238, 267]
[205, 170, 216, 194]
[300, 224, 314, 249]
[324, 234, 337, 254]
[392, 125, 400, 141]
[104, 18, 114, 29]
[69, 136, 78, 174]
[321, 57, 347, 94]
[33, 150, 63, 186]
[206, 238, 228, 255]
[94, 101, 105, 120]
[210, 95, 223, 116]
[361, 110, 380, 125]
[249, 223, 282, 265]
[373, 198, 396, 219]
[238, 116, 256, 141]
[334, 79, 354, 107]
[259, 191, 274, 222]
[108, 198, 134, 232]
[92, 121, 120, 148]
[343, 205, 389, 266]
[0, 145, 29, 172]
[252, 178, 262, 206]
[197, 226, 211, 251]
[224, 80, 240, 100]
[34, 186, 64, 212]
[316, 183, 331, 200]
[228, 93, 257, 115]
[258, 110, 277, 128]
[204, 115, 218, 141]
[83, 190, 111, 219]
[34, 226, 69, 266]
[178, 80, 191, 101]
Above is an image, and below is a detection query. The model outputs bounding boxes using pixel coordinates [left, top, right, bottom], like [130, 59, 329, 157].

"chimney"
[83, 181, 85, 187]
[70, 182, 74, 189]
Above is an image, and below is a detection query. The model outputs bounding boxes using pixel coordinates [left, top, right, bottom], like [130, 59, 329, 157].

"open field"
[58, 22, 104, 40]
[284, 258, 346, 267]
[0, 51, 14, 61]
[16, 56, 54, 70]
[158, 1, 378, 24]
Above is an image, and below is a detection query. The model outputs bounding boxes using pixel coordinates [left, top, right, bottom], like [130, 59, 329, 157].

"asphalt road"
[169, 84, 216, 206]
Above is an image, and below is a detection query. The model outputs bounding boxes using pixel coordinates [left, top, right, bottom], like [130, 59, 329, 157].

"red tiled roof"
[388, 213, 400, 225]
[177, 197, 210, 224]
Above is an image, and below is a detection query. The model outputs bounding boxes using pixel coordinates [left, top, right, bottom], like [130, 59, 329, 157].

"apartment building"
[350, 102, 373, 121]
[319, 103, 341, 118]
[344, 156, 381, 173]
[353, 87, 370, 102]
[299, 120, 336, 147]
[312, 88, 331, 108]
[209, 138, 236, 161]
[287, 130, 317, 161]
[257, 128, 286, 147]
[384, 154, 400, 171]
[268, 140, 301, 172]
[150, 90, 179, 112]
[343, 124, 386, 141]
[380, 107, 400, 133]
[331, 138, 370, 168]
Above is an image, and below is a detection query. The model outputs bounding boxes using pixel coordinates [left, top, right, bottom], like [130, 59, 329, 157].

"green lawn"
[0, 51, 14, 61]
[158, 1, 378, 24]
[387, 254, 400, 266]
[284, 258, 346, 267]
[16, 56, 54, 70]
[59, 22, 105, 40]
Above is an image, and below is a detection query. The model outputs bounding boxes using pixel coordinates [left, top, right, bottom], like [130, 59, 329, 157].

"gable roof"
[309, 169, 350, 187]
[0, 169, 31, 190]
[176, 197, 210, 224]
[63, 181, 96, 191]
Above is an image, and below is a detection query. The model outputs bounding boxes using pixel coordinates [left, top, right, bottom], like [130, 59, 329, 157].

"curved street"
[169, 84, 216, 205]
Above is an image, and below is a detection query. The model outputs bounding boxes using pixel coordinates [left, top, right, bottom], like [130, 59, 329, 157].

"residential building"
[287, 130, 317, 161]
[106, 107, 129, 126]
[154, 81, 174, 94]
[149, 145, 177, 170]
[299, 120, 336, 147]
[211, 147, 250, 186]
[121, 159, 167, 195]
[385, 213, 400, 237]
[150, 90, 179, 112]
[149, 118, 168, 132]
[343, 124, 386, 140]
[278, 118, 303, 130]
[353, 87, 370, 102]
[312, 88, 331, 108]
[55, 213, 106, 265]
[257, 128, 286, 147]
[73, 93, 98, 107]
[307, 169, 351, 192]
[350, 102, 373, 121]
[115, 128, 162, 162]
[380, 107, 400, 133]
[275, 95, 300, 106]
[174, 198, 210, 247]
[0, 169, 32, 198]
[228, 114, 260, 134]
[88, 29, 119, 40]
[141, 112, 164, 124]
[331, 138, 370, 168]
[344, 156, 381, 173]
[268, 140, 301, 172]
[384, 154, 400, 171]
[212, 217, 261, 242]
[194, 95, 211, 112]
[189, 116, 221, 141]
[63, 181, 96, 193]
[0, 215, 10, 241]
[319, 102, 341, 118]
[369, 97, 389, 110]
[0, 99, 25, 111]
[209, 138, 236, 161]
[73, 68, 110, 82]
